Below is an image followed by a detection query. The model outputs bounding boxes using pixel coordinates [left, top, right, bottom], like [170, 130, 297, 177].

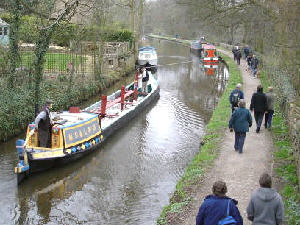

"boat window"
[0, 27, 2, 35]
[4, 27, 7, 35]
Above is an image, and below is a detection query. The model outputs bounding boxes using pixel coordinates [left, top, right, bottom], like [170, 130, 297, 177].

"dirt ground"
[179, 50, 275, 225]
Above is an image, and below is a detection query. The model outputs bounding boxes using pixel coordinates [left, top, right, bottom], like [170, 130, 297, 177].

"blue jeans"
[264, 110, 274, 128]
[234, 132, 246, 153]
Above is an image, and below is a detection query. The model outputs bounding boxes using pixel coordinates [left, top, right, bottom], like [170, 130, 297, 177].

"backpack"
[232, 92, 240, 106]
[218, 200, 237, 225]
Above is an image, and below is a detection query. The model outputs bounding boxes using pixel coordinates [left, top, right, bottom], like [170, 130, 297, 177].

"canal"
[0, 39, 228, 225]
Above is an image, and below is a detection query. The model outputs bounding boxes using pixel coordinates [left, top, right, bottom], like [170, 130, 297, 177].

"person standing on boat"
[142, 63, 150, 95]
[34, 100, 53, 147]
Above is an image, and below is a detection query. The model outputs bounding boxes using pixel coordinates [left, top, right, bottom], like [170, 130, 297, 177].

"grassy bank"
[259, 71, 300, 224]
[157, 53, 242, 224]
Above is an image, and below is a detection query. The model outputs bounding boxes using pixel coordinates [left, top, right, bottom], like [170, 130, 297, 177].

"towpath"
[181, 49, 274, 225]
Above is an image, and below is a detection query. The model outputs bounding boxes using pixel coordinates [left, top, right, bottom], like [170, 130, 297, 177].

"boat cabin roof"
[139, 46, 156, 52]
[51, 111, 98, 129]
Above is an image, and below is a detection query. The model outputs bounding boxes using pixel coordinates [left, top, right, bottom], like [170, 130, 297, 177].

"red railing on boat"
[88, 72, 139, 118]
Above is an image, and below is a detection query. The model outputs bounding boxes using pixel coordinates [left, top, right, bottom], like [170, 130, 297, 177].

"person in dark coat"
[243, 45, 250, 59]
[229, 99, 252, 153]
[232, 46, 237, 61]
[246, 173, 284, 225]
[196, 180, 243, 225]
[250, 85, 267, 133]
[229, 83, 244, 113]
[251, 55, 259, 77]
[246, 54, 253, 72]
[236, 49, 242, 65]
[34, 100, 53, 147]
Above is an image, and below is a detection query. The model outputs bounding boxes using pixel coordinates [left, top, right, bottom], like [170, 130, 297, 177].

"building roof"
[0, 18, 9, 26]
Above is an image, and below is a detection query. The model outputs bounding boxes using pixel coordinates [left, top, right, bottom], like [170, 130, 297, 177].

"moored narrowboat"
[190, 40, 202, 56]
[137, 46, 158, 73]
[15, 72, 160, 184]
[201, 44, 219, 65]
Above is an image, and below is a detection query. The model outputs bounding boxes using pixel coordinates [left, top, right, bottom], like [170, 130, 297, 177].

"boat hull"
[190, 48, 202, 56]
[23, 86, 160, 178]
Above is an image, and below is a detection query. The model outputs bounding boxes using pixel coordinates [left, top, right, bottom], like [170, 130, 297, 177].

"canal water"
[0, 39, 228, 225]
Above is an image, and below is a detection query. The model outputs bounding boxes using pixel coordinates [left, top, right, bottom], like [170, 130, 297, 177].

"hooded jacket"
[196, 195, 243, 225]
[246, 188, 284, 225]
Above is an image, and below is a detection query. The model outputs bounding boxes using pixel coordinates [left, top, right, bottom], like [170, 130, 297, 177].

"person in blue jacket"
[229, 83, 244, 113]
[196, 180, 243, 225]
[229, 99, 252, 153]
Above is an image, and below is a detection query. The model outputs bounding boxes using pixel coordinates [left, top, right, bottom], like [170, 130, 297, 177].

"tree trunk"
[8, 0, 21, 88]
[33, 29, 52, 116]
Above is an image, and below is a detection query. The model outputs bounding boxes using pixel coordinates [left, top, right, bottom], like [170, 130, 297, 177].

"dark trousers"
[233, 54, 236, 61]
[254, 111, 264, 130]
[38, 129, 51, 147]
[237, 57, 241, 65]
[234, 132, 246, 153]
[264, 110, 274, 128]
[231, 106, 238, 113]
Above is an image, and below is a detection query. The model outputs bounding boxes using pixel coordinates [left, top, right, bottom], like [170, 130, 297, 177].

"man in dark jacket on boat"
[250, 85, 267, 133]
[196, 180, 243, 225]
[246, 173, 284, 225]
[34, 100, 53, 147]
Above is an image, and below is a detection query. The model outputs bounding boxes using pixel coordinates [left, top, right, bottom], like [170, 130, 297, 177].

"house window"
[0, 27, 2, 35]
[4, 27, 8, 35]
[108, 59, 114, 65]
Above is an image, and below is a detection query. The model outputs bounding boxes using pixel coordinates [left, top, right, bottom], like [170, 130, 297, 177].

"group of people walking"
[195, 50, 282, 225]
[196, 174, 284, 225]
[229, 83, 275, 153]
[232, 45, 259, 77]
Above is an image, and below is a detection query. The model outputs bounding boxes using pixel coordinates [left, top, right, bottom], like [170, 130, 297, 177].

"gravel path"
[182, 50, 274, 225]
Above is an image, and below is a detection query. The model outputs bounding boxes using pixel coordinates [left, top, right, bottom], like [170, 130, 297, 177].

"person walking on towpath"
[229, 99, 252, 154]
[250, 55, 259, 77]
[264, 86, 275, 130]
[236, 49, 242, 65]
[196, 180, 243, 225]
[232, 46, 238, 61]
[250, 85, 267, 133]
[34, 100, 53, 147]
[243, 45, 250, 59]
[246, 54, 253, 72]
[230, 83, 244, 113]
[246, 173, 284, 225]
